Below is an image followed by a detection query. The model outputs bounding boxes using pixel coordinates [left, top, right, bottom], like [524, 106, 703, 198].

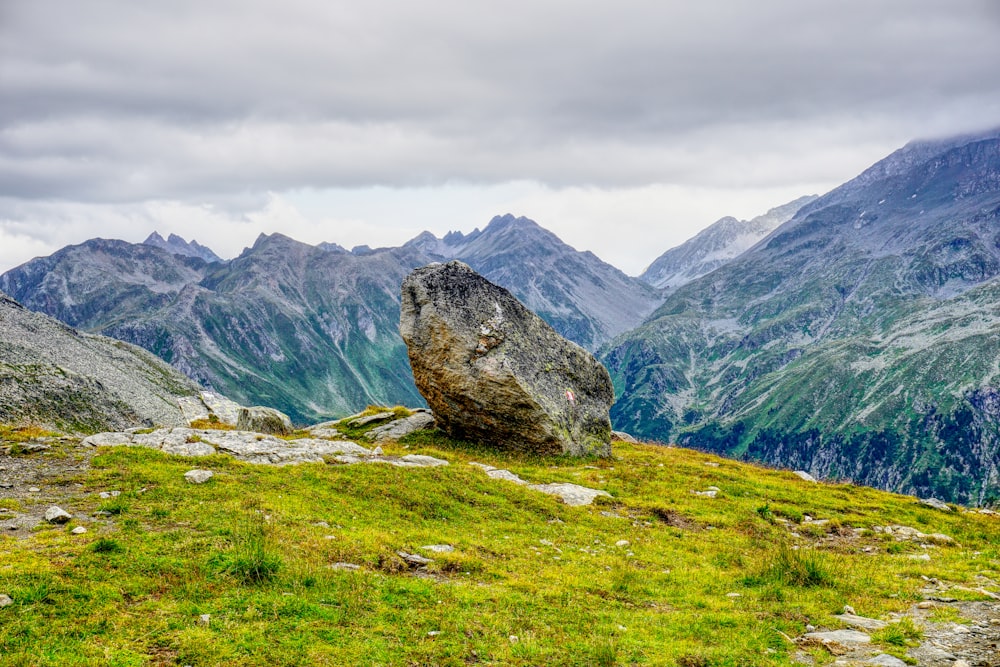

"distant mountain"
[405, 214, 663, 350]
[143, 231, 222, 263]
[2, 216, 660, 423]
[604, 128, 1000, 504]
[640, 196, 817, 290]
[0, 291, 198, 432]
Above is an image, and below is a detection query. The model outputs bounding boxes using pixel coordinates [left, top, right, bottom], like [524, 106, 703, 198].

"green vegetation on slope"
[1, 434, 998, 666]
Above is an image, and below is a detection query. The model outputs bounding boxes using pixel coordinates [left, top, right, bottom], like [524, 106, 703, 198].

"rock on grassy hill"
[0, 291, 199, 431]
[605, 128, 1000, 505]
[1, 406, 998, 665]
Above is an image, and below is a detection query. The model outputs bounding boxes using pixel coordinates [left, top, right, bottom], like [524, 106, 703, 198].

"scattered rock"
[236, 406, 293, 436]
[693, 490, 718, 498]
[611, 431, 637, 443]
[400, 261, 613, 457]
[867, 654, 906, 667]
[909, 553, 931, 562]
[793, 470, 818, 483]
[330, 562, 361, 571]
[71, 526, 87, 535]
[528, 483, 611, 507]
[0, 594, 12, 607]
[919, 497, 952, 512]
[420, 544, 455, 553]
[184, 470, 214, 484]
[28, 487, 40, 492]
[615, 540, 630, 548]
[365, 412, 436, 443]
[198, 614, 210, 626]
[44, 506, 71, 524]
[397, 551, 434, 568]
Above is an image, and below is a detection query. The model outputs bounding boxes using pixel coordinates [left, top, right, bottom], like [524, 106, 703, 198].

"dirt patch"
[0, 437, 95, 536]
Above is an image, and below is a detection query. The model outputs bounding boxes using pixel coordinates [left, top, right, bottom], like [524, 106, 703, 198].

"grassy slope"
[1, 432, 998, 666]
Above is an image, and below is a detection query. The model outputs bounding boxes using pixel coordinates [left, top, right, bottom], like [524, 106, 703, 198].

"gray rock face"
[400, 261, 613, 457]
[236, 406, 293, 435]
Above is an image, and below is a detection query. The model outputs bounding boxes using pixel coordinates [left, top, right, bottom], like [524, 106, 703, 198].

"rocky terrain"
[0, 291, 199, 431]
[605, 128, 1000, 504]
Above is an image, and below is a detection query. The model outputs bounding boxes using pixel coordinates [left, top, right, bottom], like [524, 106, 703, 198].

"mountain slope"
[0, 291, 199, 431]
[640, 196, 817, 290]
[406, 214, 663, 350]
[604, 128, 1000, 504]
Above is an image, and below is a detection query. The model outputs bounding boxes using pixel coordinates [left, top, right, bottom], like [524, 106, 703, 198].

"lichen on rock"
[400, 261, 613, 457]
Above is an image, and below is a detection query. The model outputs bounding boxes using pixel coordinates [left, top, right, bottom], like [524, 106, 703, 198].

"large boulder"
[400, 261, 613, 457]
[236, 406, 293, 435]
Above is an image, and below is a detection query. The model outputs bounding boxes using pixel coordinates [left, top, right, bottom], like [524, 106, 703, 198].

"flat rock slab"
[85, 428, 378, 466]
[802, 630, 871, 644]
[867, 655, 907, 667]
[528, 482, 612, 507]
[836, 613, 889, 631]
[469, 462, 610, 506]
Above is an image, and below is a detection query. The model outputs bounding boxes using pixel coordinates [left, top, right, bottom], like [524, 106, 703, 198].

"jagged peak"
[144, 231, 166, 244]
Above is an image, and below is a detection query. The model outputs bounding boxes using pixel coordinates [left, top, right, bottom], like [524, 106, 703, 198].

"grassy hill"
[1, 422, 998, 666]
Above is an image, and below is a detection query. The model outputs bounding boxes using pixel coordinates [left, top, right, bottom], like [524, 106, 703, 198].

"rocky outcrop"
[400, 261, 614, 457]
[236, 406, 293, 435]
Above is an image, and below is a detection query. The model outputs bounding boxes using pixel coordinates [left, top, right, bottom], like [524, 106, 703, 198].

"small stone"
[916, 601, 935, 609]
[427, 631, 441, 637]
[908, 553, 931, 562]
[805, 624, 816, 632]
[0, 594, 12, 608]
[44, 506, 72, 524]
[397, 551, 434, 567]
[184, 469, 214, 484]
[615, 540, 630, 548]
[71, 526, 87, 535]
[371, 446, 383, 456]
[802, 629, 870, 644]
[952, 661, 970, 667]
[726, 592, 741, 598]
[793, 470, 818, 482]
[867, 655, 906, 667]
[198, 614, 210, 626]
[28, 487, 40, 492]
[508, 635, 519, 643]
[420, 544, 455, 554]
[313, 521, 330, 528]
[843, 605, 857, 615]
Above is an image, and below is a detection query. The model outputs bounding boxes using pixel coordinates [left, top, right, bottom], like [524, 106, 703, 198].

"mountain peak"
[142, 231, 222, 263]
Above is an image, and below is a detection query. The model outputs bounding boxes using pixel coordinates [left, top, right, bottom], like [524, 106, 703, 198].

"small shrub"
[745, 545, 835, 588]
[756, 503, 774, 522]
[91, 538, 124, 554]
[872, 617, 922, 647]
[676, 655, 710, 667]
[222, 500, 282, 584]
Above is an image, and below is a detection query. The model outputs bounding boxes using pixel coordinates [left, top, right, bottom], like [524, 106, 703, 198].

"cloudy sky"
[2, 1, 999, 275]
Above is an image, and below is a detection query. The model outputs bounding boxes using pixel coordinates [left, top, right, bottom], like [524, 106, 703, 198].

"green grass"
[0, 437, 997, 665]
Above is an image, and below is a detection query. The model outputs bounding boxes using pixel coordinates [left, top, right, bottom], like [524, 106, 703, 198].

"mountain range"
[0, 215, 660, 424]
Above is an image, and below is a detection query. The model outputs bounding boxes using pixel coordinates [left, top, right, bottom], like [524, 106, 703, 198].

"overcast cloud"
[2, 0, 1000, 274]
